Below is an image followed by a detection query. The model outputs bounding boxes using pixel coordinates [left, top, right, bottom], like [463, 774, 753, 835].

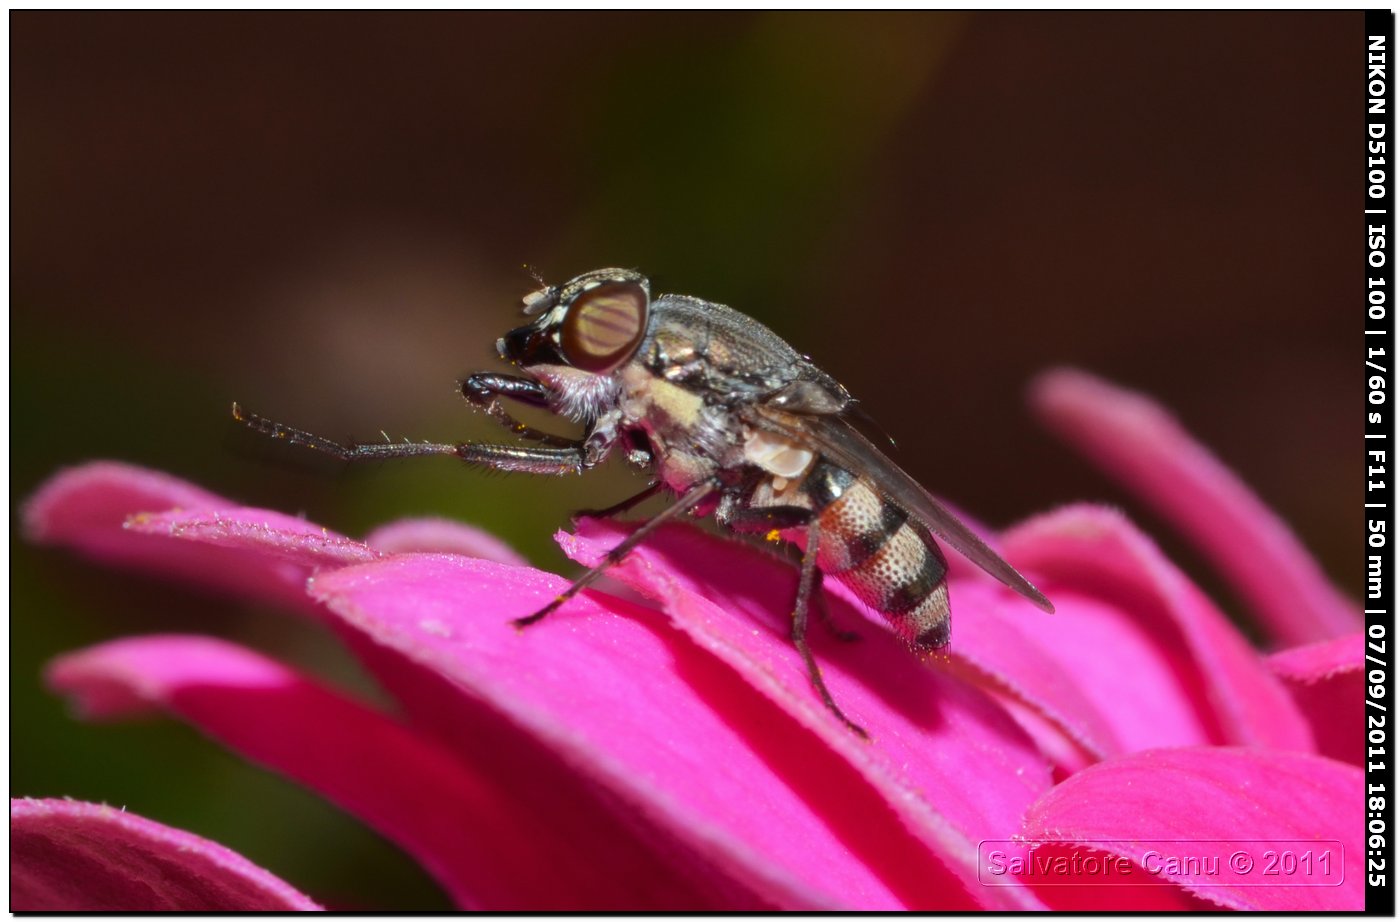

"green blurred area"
[12, 11, 1358, 908]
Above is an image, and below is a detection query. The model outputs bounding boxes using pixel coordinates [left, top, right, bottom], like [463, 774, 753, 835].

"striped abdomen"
[804, 460, 951, 649]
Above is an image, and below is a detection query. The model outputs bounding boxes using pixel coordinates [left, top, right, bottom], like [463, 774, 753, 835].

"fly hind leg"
[722, 504, 859, 644]
[793, 518, 868, 738]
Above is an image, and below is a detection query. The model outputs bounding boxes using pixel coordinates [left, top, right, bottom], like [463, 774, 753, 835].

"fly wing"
[748, 405, 1055, 613]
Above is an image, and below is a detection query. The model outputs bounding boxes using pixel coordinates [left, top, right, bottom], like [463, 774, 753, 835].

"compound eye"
[560, 281, 649, 372]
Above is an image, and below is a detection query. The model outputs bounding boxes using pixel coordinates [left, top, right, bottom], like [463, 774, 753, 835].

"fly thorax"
[618, 365, 735, 455]
[614, 363, 731, 491]
[618, 365, 703, 427]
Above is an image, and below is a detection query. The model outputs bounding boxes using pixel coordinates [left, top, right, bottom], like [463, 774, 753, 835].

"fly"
[233, 268, 1054, 737]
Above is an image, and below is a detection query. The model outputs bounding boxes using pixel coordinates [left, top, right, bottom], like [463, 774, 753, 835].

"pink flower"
[16, 369, 1362, 910]
[12, 797, 322, 911]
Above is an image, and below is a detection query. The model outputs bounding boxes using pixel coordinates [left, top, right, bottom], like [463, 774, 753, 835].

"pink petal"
[1001, 504, 1313, 753]
[1269, 633, 1366, 766]
[1031, 368, 1359, 646]
[800, 569, 1119, 775]
[24, 462, 229, 530]
[940, 578, 1208, 766]
[364, 517, 528, 566]
[315, 554, 941, 909]
[554, 519, 1054, 909]
[126, 508, 380, 570]
[984, 842, 1210, 910]
[46, 635, 707, 910]
[1020, 747, 1363, 910]
[981, 693, 1099, 777]
[23, 462, 375, 609]
[11, 796, 321, 911]
[327, 623, 771, 911]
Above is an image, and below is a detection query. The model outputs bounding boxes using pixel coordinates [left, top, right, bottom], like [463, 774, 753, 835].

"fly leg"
[779, 549, 860, 645]
[794, 518, 868, 738]
[514, 479, 718, 628]
[575, 480, 664, 520]
[232, 403, 587, 474]
[811, 574, 862, 644]
[460, 373, 576, 447]
[721, 504, 859, 644]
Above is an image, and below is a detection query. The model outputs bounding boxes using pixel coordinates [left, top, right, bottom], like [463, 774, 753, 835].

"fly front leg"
[460, 373, 577, 448]
[792, 518, 868, 739]
[232, 403, 587, 474]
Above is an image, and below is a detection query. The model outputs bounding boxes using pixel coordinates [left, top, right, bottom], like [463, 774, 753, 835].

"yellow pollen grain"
[765, 529, 782, 543]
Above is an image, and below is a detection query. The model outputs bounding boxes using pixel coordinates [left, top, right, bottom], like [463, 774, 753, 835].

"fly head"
[496, 268, 652, 423]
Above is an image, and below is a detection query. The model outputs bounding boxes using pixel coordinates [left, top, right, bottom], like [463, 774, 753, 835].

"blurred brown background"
[12, 11, 1358, 908]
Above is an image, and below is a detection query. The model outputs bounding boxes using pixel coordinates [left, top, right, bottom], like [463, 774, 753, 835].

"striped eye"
[559, 281, 649, 372]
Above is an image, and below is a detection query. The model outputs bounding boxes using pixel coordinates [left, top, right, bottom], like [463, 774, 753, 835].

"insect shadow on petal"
[233, 268, 1054, 737]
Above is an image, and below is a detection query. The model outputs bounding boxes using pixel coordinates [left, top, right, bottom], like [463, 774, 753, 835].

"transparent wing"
[748, 405, 1055, 613]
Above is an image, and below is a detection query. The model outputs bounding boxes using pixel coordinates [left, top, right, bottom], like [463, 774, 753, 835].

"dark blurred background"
[12, 12, 1358, 908]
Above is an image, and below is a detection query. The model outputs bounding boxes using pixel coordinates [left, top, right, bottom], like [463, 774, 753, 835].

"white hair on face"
[536, 367, 621, 424]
